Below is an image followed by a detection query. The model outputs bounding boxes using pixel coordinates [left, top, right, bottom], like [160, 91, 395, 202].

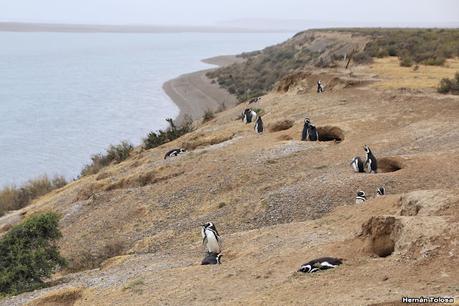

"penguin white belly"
[205, 230, 221, 253]
[355, 198, 365, 204]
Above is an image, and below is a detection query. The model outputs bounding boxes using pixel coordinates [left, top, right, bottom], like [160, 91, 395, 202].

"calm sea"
[0, 32, 292, 187]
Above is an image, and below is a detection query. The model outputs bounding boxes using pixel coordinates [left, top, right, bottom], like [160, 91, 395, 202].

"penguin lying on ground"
[376, 186, 385, 196]
[350, 156, 365, 173]
[201, 222, 222, 254]
[248, 97, 261, 104]
[254, 116, 264, 134]
[298, 257, 343, 273]
[201, 252, 222, 265]
[364, 145, 378, 173]
[355, 191, 367, 204]
[301, 118, 319, 141]
[242, 108, 257, 124]
[164, 148, 186, 159]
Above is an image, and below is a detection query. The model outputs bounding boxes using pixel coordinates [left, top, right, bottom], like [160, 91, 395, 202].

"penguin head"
[304, 118, 311, 124]
[376, 187, 385, 196]
[202, 222, 216, 231]
[298, 264, 312, 273]
[363, 145, 371, 154]
[357, 191, 366, 198]
[179, 148, 186, 153]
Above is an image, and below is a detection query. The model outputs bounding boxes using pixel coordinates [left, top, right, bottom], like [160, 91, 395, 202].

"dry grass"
[26, 288, 83, 306]
[367, 57, 459, 89]
[268, 120, 295, 132]
[181, 133, 234, 150]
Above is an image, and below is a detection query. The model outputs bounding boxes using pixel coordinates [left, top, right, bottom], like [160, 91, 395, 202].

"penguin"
[376, 186, 385, 197]
[242, 108, 257, 124]
[350, 156, 365, 173]
[298, 257, 342, 273]
[164, 148, 186, 160]
[248, 97, 261, 104]
[201, 222, 222, 254]
[364, 145, 378, 173]
[254, 116, 264, 134]
[301, 118, 319, 141]
[355, 191, 367, 204]
[317, 80, 324, 93]
[201, 252, 222, 265]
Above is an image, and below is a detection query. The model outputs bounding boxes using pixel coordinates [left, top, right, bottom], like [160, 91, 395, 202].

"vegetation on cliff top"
[208, 28, 459, 101]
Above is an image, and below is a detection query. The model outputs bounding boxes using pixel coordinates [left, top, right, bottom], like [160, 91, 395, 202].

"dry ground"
[1, 59, 458, 306]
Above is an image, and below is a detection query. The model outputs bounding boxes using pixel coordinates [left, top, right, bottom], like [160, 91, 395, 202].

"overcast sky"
[1, 0, 458, 28]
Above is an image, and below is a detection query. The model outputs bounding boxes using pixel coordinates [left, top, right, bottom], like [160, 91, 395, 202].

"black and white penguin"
[355, 191, 367, 204]
[201, 252, 222, 265]
[350, 156, 365, 173]
[376, 186, 385, 197]
[317, 80, 324, 93]
[298, 257, 342, 273]
[164, 148, 186, 160]
[301, 118, 319, 141]
[364, 145, 378, 173]
[242, 108, 257, 124]
[254, 116, 264, 134]
[201, 222, 222, 254]
[248, 97, 261, 104]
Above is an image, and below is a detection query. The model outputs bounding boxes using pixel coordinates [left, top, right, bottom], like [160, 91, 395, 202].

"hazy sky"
[1, 0, 458, 27]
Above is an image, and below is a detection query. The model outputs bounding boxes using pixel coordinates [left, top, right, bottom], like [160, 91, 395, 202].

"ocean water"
[0, 32, 292, 187]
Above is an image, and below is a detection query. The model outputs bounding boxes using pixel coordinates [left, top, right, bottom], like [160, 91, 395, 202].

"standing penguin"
[355, 191, 367, 204]
[317, 80, 324, 93]
[350, 156, 365, 173]
[201, 252, 222, 265]
[254, 116, 264, 134]
[242, 108, 257, 124]
[364, 145, 378, 173]
[201, 222, 222, 254]
[301, 118, 319, 141]
[298, 257, 342, 273]
[376, 186, 385, 197]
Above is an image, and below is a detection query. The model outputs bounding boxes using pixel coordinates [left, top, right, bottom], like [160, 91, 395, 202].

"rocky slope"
[1, 32, 459, 305]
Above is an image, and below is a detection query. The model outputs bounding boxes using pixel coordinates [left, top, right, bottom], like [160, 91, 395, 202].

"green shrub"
[143, 117, 193, 150]
[400, 56, 413, 67]
[0, 175, 67, 216]
[202, 110, 215, 122]
[80, 141, 134, 177]
[437, 72, 459, 95]
[0, 212, 66, 296]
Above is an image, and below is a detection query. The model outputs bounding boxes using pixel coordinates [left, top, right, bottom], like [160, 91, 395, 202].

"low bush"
[0, 212, 66, 296]
[202, 110, 215, 122]
[143, 117, 193, 150]
[400, 56, 414, 67]
[80, 141, 134, 177]
[0, 175, 67, 216]
[437, 72, 459, 95]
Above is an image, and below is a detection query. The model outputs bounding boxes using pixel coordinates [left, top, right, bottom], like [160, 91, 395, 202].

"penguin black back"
[350, 156, 365, 173]
[164, 148, 185, 160]
[255, 116, 264, 134]
[298, 257, 343, 273]
[364, 145, 378, 173]
[201, 252, 222, 265]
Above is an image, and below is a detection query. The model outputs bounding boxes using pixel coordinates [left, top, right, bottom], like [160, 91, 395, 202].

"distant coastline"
[0, 22, 290, 33]
[163, 55, 243, 123]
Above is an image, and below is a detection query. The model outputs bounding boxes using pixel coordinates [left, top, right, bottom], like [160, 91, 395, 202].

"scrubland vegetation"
[80, 141, 134, 177]
[0, 213, 65, 296]
[143, 117, 193, 150]
[0, 175, 67, 216]
[208, 29, 459, 101]
[437, 72, 459, 94]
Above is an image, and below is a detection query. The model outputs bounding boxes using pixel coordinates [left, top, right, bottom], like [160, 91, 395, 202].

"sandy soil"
[163, 56, 243, 123]
[1, 53, 459, 305]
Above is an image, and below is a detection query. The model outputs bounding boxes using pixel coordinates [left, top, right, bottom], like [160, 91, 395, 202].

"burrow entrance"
[378, 157, 403, 173]
[316, 126, 345, 142]
[359, 216, 402, 257]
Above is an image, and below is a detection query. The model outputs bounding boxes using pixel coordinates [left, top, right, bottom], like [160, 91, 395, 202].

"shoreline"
[163, 55, 243, 124]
